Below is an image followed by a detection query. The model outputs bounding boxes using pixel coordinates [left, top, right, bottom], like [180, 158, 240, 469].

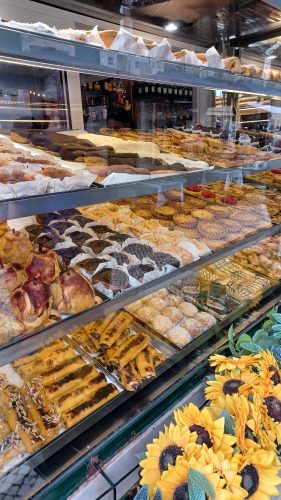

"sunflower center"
[240, 464, 259, 497]
[244, 426, 258, 443]
[159, 445, 183, 473]
[189, 424, 212, 448]
[264, 396, 281, 422]
[269, 366, 280, 385]
[222, 379, 244, 395]
[173, 483, 189, 500]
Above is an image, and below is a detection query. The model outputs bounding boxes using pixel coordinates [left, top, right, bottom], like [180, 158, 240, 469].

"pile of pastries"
[0, 137, 94, 199]
[199, 258, 271, 302]
[126, 288, 217, 348]
[246, 170, 281, 189]
[0, 338, 120, 472]
[11, 129, 204, 176]
[99, 128, 276, 168]
[233, 234, 281, 280]
[186, 181, 281, 223]
[70, 311, 166, 391]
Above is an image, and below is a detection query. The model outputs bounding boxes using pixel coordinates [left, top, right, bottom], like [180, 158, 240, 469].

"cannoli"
[62, 384, 119, 428]
[90, 313, 116, 337]
[147, 345, 166, 367]
[99, 312, 132, 350]
[0, 433, 24, 471]
[135, 348, 156, 380]
[44, 365, 98, 400]
[119, 362, 141, 391]
[40, 356, 85, 385]
[13, 340, 66, 368]
[17, 346, 76, 378]
[1, 386, 44, 452]
[71, 329, 99, 354]
[107, 332, 150, 370]
[103, 331, 129, 364]
[25, 380, 61, 439]
[53, 372, 107, 413]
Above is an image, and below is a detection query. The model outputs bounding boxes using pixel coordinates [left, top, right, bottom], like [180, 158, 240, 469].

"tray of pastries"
[68, 311, 174, 391]
[0, 338, 121, 476]
[126, 288, 217, 349]
[246, 170, 281, 190]
[168, 276, 242, 320]
[198, 257, 273, 302]
[233, 234, 281, 280]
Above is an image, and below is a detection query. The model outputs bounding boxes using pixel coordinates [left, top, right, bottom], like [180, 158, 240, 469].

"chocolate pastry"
[153, 252, 181, 270]
[170, 163, 186, 171]
[79, 258, 108, 275]
[72, 215, 95, 228]
[56, 246, 82, 265]
[29, 132, 50, 147]
[128, 264, 154, 281]
[36, 213, 61, 225]
[108, 157, 137, 167]
[107, 233, 129, 244]
[58, 208, 80, 218]
[68, 231, 92, 247]
[123, 243, 154, 260]
[108, 252, 130, 266]
[25, 224, 53, 241]
[34, 233, 64, 249]
[60, 148, 95, 161]
[92, 268, 129, 292]
[49, 221, 74, 235]
[89, 224, 115, 236]
[85, 239, 112, 255]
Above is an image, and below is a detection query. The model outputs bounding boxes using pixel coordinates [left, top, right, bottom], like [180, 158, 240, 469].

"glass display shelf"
[1, 25, 281, 98]
[0, 222, 280, 367]
[1, 158, 281, 220]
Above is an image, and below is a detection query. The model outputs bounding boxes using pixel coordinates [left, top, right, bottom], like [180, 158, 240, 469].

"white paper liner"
[76, 255, 112, 281]
[63, 225, 96, 239]
[135, 36, 148, 56]
[205, 46, 224, 70]
[53, 238, 75, 251]
[177, 50, 202, 66]
[148, 38, 175, 61]
[86, 25, 105, 47]
[110, 27, 136, 54]
[47, 173, 96, 193]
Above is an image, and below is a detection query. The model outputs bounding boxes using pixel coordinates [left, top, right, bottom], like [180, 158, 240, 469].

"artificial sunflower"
[225, 394, 260, 453]
[209, 353, 260, 373]
[205, 368, 261, 416]
[234, 448, 281, 499]
[248, 393, 277, 453]
[254, 385, 281, 445]
[157, 448, 246, 500]
[255, 350, 281, 389]
[174, 403, 236, 457]
[139, 423, 197, 496]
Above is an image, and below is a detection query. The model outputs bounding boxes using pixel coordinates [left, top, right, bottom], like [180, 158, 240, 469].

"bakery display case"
[0, 0, 281, 498]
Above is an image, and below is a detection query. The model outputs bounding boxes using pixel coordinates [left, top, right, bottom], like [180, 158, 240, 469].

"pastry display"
[69, 311, 167, 391]
[246, 170, 281, 189]
[126, 288, 217, 348]
[233, 234, 281, 280]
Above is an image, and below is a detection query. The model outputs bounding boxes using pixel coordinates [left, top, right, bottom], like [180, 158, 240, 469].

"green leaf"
[273, 333, 281, 340]
[271, 324, 281, 332]
[236, 333, 252, 349]
[240, 342, 263, 354]
[188, 469, 215, 500]
[134, 485, 149, 500]
[188, 481, 205, 500]
[154, 488, 163, 500]
[220, 407, 234, 435]
[272, 313, 281, 324]
[258, 337, 279, 349]
[253, 329, 265, 342]
[263, 319, 274, 330]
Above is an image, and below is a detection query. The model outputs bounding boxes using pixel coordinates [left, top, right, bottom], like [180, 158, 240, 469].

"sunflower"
[174, 403, 236, 458]
[209, 354, 260, 373]
[139, 423, 197, 496]
[234, 448, 281, 499]
[205, 368, 262, 416]
[255, 351, 281, 389]
[248, 393, 277, 453]
[254, 385, 281, 445]
[225, 394, 260, 453]
[157, 447, 246, 500]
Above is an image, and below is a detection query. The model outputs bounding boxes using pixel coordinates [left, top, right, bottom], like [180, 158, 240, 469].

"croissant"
[11, 280, 52, 332]
[25, 248, 60, 284]
[50, 269, 99, 314]
[0, 229, 33, 266]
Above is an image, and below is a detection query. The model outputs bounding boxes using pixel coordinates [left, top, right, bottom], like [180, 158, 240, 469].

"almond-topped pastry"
[191, 209, 214, 220]
[155, 206, 176, 219]
[25, 248, 60, 284]
[173, 214, 198, 229]
[50, 269, 100, 314]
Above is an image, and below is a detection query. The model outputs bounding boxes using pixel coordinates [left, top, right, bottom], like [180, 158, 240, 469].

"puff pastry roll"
[62, 383, 119, 428]
[71, 329, 99, 354]
[13, 339, 66, 368]
[135, 348, 156, 380]
[40, 356, 85, 385]
[17, 346, 76, 378]
[99, 312, 132, 350]
[44, 365, 98, 400]
[120, 362, 141, 391]
[107, 332, 150, 370]
[53, 372, 107, 413]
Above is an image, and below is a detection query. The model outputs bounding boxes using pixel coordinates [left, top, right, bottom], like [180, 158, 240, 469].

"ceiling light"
[165, 22, 178, 32]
